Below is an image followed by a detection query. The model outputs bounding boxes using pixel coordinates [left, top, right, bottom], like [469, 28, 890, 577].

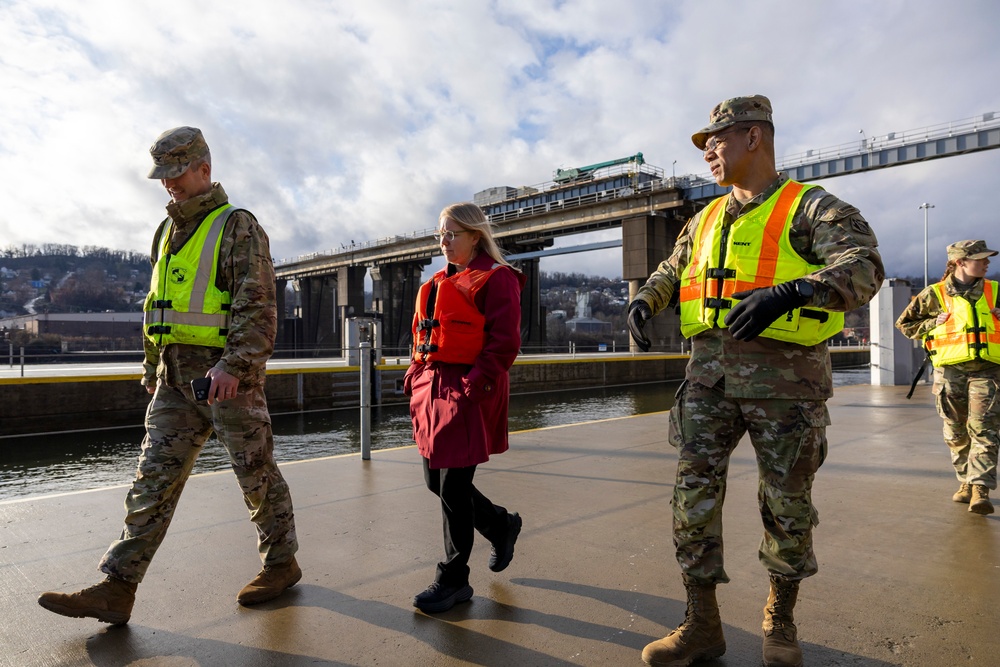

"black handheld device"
[191, 377, 212, 401]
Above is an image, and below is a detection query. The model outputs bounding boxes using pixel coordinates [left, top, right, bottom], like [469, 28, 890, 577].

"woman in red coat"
[404, 202, 526, 613]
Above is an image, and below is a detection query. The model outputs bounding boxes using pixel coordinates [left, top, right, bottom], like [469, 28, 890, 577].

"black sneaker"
[412, 582, 473, 613]
[488, 512, 522, 572]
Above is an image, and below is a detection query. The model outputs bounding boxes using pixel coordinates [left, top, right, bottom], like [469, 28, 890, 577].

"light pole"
[919, 203, 935, 288]
[672, 160, 677, 179]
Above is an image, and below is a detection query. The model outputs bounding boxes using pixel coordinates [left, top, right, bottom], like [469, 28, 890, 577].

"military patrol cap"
[946, 239, 999, 260]
[147, 126, 210, 179]
[691, 95, 774, 150]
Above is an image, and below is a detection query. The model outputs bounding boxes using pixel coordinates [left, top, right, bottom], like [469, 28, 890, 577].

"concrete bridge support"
[337, 266, 367, 354]
[275, 278, 287, 348]
[503, 238, 550, 353]
[371, 259, 429, 357]
[298, 275, 339, 354]
[622, 212, 687, 351]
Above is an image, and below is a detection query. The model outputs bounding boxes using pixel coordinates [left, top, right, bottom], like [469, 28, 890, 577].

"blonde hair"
[941, 259, 958, 282]
[439, 202, 511, 267]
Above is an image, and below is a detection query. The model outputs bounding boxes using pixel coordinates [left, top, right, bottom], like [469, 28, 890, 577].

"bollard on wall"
[359, 340, 371, 460]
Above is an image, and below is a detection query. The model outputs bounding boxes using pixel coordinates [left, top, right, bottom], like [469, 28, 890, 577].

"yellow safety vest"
[924, 280, 1000, 367]
[143, 204, 235, 348]
[678, 180, 843, 345]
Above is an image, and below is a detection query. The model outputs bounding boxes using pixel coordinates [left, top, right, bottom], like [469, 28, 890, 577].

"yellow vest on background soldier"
[38, 126, 301, 625]
[924, 279, 1000, 366]
[628, 95, 883, 667]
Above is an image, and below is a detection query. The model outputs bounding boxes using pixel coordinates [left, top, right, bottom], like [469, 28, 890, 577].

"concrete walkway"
[1, 384, 997, 666]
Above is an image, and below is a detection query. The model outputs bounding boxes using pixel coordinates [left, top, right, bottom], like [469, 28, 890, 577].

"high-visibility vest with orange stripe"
[678, 180, 843, 345]
[924, 280, 1000, 367]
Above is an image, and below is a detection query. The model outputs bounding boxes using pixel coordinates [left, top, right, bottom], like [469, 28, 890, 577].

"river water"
[0, 369, 871, 502]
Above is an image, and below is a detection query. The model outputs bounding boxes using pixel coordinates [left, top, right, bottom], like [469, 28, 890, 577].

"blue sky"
[1, 0, 998, 281]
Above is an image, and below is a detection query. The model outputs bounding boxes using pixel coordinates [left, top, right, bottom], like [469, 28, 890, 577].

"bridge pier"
[510, 256, 546, 353]
[371, 259, 430, 357]
[504, 239, 552, 353]
[298, 275, 338, 354]
[275, 278, 288, 348]
[288, 267, 367, 356]
[622, 212, 687, 351]
[336, 266, 367, 355]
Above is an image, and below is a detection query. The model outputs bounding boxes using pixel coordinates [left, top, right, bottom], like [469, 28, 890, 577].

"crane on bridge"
[552, 152, 645, 183]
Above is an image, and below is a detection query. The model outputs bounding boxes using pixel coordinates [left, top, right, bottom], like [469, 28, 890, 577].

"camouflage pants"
[934, 365, 1000, 490]
[99, 382, 298, 584]
[668, 380, 829, 586]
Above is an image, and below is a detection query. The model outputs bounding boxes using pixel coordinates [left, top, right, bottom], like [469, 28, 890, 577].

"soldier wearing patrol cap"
[38, 126, 300, 624]
[896, 239, 1000, 516]
[628, 96, 884, 667]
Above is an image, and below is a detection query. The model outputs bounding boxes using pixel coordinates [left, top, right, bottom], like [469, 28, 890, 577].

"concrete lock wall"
[0, 350, 868, 438]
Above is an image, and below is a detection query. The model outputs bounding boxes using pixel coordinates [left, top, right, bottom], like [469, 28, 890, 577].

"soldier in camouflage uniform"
[38, 127, 300, 625]
[628, 96, 883, 667]
[895, 239, 1000, 516]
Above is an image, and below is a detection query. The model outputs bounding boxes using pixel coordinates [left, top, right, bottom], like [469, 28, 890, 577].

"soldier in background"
[627, 96, 883, 667]
[38, 127, 300, 624]
[895, 239, 999, 515]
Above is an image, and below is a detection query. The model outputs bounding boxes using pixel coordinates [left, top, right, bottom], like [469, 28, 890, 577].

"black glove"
[723, 281, 809, 341]
[627, 300, 653, 351]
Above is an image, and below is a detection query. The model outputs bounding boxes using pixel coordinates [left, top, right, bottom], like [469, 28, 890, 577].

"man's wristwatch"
[794, 280, 815, 301]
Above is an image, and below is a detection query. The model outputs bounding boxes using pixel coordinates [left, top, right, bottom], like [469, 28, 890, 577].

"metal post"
[20, 346, 25, 377]
[359, 340, 371, 461]
[8, 342, 12, 368]
[919, 203, 935, 288]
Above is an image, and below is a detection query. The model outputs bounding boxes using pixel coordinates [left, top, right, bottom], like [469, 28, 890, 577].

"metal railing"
[776, 111, 1000, 171]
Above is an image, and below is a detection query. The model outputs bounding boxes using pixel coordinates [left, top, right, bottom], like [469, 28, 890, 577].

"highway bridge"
[270, 112, 1000, 356]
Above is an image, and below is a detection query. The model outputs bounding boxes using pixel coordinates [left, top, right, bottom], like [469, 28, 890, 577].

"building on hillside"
[565, 291, 611, 336]
[0, 312, 144, 345]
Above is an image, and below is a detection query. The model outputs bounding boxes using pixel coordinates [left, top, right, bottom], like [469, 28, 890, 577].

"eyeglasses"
[702, 127, 750, 154]
[436, 229, 468, 242]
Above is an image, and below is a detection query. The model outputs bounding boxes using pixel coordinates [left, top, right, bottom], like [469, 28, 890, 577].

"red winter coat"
[404, 253, 525, 469]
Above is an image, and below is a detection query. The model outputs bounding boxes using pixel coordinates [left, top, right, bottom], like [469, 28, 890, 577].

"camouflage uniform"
[99, 182, 297, 584]
[635, 173, 883, 585]
[895, 277, 1000, 490]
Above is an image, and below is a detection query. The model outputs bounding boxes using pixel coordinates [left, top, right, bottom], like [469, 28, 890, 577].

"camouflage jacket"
[895, 275, 999, 373]
[142, 183, 277, 389]
[635, 174, 884, 399]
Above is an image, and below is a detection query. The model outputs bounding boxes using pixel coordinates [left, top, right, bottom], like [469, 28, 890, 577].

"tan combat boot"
[37, 576, 137, 625]
[762, 576, 802, 667]
[969, 485, 994, 515]
[642, 583, 726, 666]
[237, 556, 302, 605]
[952, 482, 972, 503]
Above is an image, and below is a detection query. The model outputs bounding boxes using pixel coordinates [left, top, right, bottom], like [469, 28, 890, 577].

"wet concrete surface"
[1, 383, 997, 666]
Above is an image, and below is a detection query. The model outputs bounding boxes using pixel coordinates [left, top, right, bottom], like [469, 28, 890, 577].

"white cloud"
[0, 0, 998, 283]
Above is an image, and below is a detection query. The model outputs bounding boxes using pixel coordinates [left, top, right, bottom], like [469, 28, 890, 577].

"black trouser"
[422, 459, 509, 585]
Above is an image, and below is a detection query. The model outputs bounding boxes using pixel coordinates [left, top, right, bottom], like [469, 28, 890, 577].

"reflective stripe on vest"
[924, 280, 1000, 366]
[412, 264, 503, 365]
[143, 205, 235, 347]
[678, 180, 844, 345]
